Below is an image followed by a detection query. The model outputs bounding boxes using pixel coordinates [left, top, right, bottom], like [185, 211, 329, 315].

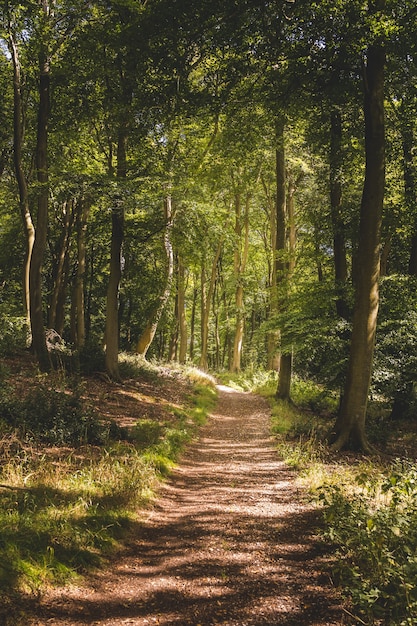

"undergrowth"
[0, 358, 216, 618]
[259, 374, 417, 626]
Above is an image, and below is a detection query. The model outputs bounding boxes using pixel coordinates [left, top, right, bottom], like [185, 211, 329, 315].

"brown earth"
[28, 383, 352, 626]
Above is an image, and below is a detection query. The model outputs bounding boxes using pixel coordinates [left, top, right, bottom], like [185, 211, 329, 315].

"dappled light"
[32, 387, 345, 625]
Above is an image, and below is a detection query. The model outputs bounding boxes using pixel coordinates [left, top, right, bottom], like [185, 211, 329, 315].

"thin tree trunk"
[9, 33, 35, 335]
[168, 258, 179, 361]
[189, 283, 197, 361]
[105, 129, 126, 380]
[200, 241, 223, 371]
[49, 199, 73, 331]
[136, 190, 174, 358]
[262, 175, 280, 371]
[30, 36, 50, 371]
[178, 256, 187, 364]
[231, 193, 250, 373]
[74, 197, 90, 349]
[275, 119, 291, 400]
[330, 107, 350, 320]
[331, 31, 385, 452]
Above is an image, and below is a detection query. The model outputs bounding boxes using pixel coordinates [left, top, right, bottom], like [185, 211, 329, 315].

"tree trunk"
[275, 119, 291, 400]
[189, 283, 197, 361]
[330, 107, 350, 320]
[73, 197, 90, 349]
[136, 191, 174, 358]
[262, 175, 280, 371]
[168, 259, 179, 361]
[231, 192, 250, 373]
[49, 199, 73, 332]
[30, 42, 50, 371]
[9, 33, 35, 335]
[105, 129, 126, 380]
[178, 256, 187, 364]
[199, 242, 223, 370]
[331, 37, 385, 452]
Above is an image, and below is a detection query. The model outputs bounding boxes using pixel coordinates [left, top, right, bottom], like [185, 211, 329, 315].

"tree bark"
[275, 119, 291, 400]
[9, 33, 35, 335]
[30, 35, 50, 371]
[199, 241, 223, 371]
[189, 283, 197, 361]
[231, 192, 250, 373]
[136, 190, 174, 358]
[49, 199, 73, 332]
[330, 107, 350, 320]
[105, 129, 126, 380]
[331, 37, 385, 452]
[178, 256, 187, 364]
[73, 197, 90, 349]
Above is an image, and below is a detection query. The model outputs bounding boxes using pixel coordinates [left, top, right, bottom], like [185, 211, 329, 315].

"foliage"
[373, 277, 417, 418]
[0, 378, 107, 446]
[269, 379, 417, 625]
[0, 311, 29, 355]
[319, 461, 417, 625]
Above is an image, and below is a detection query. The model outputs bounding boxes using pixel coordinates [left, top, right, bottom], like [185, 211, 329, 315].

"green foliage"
[319, 461, 417, 625]
[373, 277, 417, 417]
[130, 418, 164, 447]
[216, 368, 274, 392]
[0, 379, 106, 446]
[0, 312, 29, 355]
[76, 341, 106, 375]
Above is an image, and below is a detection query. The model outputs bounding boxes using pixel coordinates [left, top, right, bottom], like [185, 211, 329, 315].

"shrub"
[0, 379, 106, 446]
[319, 461, 417, 625]
[0, 312, 29, 355]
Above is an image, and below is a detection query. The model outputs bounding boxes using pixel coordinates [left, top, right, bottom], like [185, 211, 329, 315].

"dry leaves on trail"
[31, 385, 350, 626]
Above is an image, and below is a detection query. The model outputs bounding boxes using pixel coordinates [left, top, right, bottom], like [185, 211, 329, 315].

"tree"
[331, 3, 386, 451]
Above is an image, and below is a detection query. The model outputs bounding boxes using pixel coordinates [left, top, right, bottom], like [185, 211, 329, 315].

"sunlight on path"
[33, 386, 346, 626]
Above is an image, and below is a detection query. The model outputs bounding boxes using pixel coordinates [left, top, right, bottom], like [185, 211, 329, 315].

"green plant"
[318, 461, 417, 625]
[0, 378, 106, 446]
[0, 311, 29, 355]
[130, 418, 165, 448]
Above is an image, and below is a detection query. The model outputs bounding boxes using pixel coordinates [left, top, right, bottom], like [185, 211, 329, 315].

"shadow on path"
[32, 386, 348, 625]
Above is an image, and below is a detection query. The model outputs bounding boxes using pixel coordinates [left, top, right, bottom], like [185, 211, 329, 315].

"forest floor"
[27, 382, 351, 626]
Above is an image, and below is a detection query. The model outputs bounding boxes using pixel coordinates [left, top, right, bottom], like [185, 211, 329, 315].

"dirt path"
[32, 386, 348, 625]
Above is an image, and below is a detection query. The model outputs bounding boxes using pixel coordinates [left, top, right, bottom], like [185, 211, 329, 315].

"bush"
[130, 418, 165, 448]
[0, 311, 29, 355]
[76, 341, 106, 375]
[0, 379, 106, 446]
[319, 461, 417, 625]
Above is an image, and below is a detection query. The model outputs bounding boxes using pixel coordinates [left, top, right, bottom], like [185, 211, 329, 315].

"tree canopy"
[0, 0, 417, 450]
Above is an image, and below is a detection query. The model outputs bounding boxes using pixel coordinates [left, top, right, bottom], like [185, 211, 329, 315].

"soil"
[28, 383, 351, 626]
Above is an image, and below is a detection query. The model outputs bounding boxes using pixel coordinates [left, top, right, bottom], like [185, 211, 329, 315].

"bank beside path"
[32, 385, 349, 625]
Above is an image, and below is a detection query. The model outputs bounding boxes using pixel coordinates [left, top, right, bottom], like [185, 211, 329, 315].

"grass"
[0, 358, 217, 618]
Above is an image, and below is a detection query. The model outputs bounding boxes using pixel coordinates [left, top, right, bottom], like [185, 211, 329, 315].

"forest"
[1, 0, 417, 624]
[0, 0, 416, 449]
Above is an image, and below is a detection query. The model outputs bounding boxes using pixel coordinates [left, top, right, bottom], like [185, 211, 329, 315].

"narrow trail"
[32, 386, 348, 625]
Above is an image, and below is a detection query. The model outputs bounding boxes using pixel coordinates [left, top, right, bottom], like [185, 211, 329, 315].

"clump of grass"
[216, 368, 272, 392]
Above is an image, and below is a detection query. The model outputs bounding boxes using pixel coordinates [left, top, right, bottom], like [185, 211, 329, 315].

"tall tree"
[331, 2, 386, 451]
